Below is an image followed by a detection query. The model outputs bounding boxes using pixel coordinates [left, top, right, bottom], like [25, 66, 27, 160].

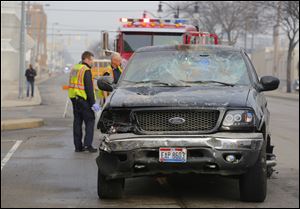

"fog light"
[225, 154, 236, 163]
[207, 164, 217, 169]
[134, 164, 146, 169]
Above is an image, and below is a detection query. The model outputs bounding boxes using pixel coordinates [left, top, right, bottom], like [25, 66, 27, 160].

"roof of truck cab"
[119, 24, 196, 33]
[119, 27, 187, 33]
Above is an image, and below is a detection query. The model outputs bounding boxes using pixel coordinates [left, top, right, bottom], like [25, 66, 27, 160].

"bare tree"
[191, 2, 222, 40]
[178, 1, 252, 46]
[240, 1, 274, 50]
[208, 1, 252, 45]
[280, 1, 299, 92]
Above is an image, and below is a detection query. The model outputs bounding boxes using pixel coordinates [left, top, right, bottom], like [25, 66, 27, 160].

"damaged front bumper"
[96, 132, 265, 179]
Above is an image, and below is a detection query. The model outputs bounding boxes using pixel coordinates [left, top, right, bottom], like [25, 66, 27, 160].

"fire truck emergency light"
[120, 17, 187, 25]
[120, 18, 128, 23]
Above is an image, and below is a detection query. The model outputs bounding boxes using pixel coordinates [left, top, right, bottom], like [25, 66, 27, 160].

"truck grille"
[134, 110, 220, 133]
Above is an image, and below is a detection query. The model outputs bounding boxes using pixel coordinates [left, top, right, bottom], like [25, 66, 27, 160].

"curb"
[1, 118, 44, 131]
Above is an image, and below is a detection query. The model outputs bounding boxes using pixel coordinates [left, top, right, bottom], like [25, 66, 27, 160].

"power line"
[1, 6, 154, 13]
[47, 33, 89, 36]
[2, 25, 118, 33]
[46, 8, 146, 13]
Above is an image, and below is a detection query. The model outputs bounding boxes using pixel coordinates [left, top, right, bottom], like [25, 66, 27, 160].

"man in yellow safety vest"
[101, 53, 123, 102]
[105, 53, 123, 84]
[68, 51, 100, 153]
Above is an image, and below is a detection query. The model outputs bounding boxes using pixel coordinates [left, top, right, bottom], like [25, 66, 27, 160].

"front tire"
[97, 168, 125, 199]
[239, 148, 267, 202]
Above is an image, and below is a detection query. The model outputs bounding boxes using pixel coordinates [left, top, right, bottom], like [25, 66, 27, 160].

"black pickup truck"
[96, 45, 279, 202]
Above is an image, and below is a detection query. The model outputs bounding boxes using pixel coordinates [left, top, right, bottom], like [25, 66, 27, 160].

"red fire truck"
[103, 15, 219, 63]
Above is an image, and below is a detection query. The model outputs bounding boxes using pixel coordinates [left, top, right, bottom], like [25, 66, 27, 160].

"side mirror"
[259, 76, 280, 91]
[97, 76, 114, 92]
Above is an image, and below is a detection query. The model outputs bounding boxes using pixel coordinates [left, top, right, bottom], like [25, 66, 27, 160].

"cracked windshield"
[121, 50, 250, 86]
[1, 1, 298, 208]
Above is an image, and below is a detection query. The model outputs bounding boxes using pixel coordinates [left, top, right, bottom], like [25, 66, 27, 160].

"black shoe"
[85, 146, 97, 153]
[75, 148, 84, 152]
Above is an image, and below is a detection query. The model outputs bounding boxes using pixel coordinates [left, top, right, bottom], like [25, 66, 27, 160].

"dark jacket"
[25, 68, 37, 82]
[82, 62, 96, 107]
[103, 65, 122, 84]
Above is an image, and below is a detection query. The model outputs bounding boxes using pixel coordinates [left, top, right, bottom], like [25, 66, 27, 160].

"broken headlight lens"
[221, 110, 255, 130]
[98, 109, 134, 134]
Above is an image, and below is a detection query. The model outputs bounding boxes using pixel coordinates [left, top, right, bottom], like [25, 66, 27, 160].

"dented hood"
[108, 85, 250, 108]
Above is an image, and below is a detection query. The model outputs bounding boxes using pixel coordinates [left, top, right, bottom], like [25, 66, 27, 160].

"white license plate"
[159, 148, 187, 163]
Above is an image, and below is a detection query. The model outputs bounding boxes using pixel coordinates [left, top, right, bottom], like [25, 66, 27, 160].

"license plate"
[159, 148, 187, 163]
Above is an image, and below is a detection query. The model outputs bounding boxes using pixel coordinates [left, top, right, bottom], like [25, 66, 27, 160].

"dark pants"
[71, 98, 95, 150]
[26, 81, 34, 97]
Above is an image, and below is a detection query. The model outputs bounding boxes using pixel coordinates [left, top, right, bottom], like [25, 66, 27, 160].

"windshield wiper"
[122, 80, 189, 87]
[180, 80, 235, 87]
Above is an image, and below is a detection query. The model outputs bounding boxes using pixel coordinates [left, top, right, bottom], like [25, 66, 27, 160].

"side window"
[244, 52, 260, 84]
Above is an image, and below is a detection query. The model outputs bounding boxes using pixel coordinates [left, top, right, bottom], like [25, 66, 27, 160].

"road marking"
[1, 140, 22, 171]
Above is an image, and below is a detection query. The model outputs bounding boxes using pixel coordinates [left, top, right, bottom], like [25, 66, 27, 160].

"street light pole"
[193, 12, 201, 32]
[144, 10, 176, 19]
[157, 1, 199, 20]
[273, 1, 281, 77]
[175, 6, 179, 18]
[18, 1, 26, 99]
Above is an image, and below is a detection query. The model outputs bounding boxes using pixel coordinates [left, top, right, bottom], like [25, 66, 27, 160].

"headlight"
[98, 109, 134, 134]
[221, 110, 255, 130]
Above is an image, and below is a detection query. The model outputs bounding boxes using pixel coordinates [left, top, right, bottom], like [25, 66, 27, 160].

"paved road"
[1, 74, 299, 208]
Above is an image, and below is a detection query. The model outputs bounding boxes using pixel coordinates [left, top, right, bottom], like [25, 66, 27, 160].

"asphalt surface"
[1, 74, 299, 208]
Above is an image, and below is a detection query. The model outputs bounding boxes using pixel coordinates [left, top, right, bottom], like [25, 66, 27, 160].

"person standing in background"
[25, 64, 37, 98]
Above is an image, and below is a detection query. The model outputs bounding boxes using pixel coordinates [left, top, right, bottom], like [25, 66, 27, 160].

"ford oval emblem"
[169, 117, 186, 125]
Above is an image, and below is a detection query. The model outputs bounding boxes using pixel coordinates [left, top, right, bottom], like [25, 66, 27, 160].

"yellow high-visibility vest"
[96, 89, 105, 99]
[68, 64, 96, 100]
[97, 65, 123, 99]
[106, 65, 123, 77]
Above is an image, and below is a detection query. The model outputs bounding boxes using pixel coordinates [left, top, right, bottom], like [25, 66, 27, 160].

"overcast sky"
[42, 1, 160, 61]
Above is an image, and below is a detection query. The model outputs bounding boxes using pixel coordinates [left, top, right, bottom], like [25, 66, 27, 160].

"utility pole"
[273, 1, 282, 77]
[27, 1, 35, 66]
[250, 5, 256, 51]
[51, 24, 54, 72]
[51, 22, 58, 73]
[18, 1, 26, 99]
[244, 19, 248, 50]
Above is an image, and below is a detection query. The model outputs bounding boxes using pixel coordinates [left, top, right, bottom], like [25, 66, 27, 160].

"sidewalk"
[1, 72, 56, 108]
[1, 82, 44, 130]
[1, 72, 56, 131]
[264, 90, 299, 101]
[1, 83, 42, 108]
